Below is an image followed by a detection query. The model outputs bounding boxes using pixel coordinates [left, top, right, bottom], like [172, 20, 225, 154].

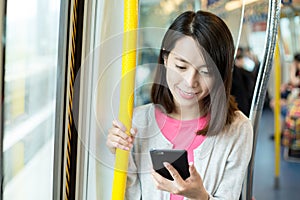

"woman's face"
[164, 36, 214, 111]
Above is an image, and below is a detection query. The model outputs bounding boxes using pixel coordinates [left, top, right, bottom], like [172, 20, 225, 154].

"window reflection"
[136, 0, 196, 106]
[3, 0, 60, 199]
[280, 16, 300, 58]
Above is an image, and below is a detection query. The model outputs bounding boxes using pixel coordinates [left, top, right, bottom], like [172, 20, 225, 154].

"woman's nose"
[185, 68, 199, 88]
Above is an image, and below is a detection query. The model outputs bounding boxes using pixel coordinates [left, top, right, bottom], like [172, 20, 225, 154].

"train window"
[135, 0, 196, 106]
[2, 0, 61, 199]
[280, 16, 300, 59]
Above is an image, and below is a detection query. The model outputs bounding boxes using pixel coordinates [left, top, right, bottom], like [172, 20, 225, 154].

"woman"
[106, 10, 253, 200]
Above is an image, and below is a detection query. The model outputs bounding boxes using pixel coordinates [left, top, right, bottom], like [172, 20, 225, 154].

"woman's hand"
[151, 162, 209, 200]
[106, 119, 137, 154]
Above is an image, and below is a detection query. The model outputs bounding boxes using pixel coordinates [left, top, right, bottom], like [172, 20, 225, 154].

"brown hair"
[151, 10, 238, 135]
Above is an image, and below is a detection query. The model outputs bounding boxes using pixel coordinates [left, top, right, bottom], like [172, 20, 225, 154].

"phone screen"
[150, 149, 190, 180]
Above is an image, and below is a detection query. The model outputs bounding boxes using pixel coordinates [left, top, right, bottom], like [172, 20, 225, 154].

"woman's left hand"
[151, 162, 209, 200]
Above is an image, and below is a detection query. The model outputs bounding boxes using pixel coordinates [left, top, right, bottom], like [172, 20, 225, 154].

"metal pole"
[273, 34, 281, 189]
[0, 1, 7, 199]
[241, 0, 281, 199]
[111, 0, 138, 199]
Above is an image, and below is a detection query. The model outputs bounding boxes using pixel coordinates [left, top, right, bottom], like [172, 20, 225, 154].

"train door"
[0, 0, 64, 200]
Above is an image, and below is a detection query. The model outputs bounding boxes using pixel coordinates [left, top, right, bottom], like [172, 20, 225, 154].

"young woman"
[106, 10, 253, 200]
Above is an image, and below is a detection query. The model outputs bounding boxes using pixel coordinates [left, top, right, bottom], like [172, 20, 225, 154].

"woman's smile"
[176, 86, 199, 99]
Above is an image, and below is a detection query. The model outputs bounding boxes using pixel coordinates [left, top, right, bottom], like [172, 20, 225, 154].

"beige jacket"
[125, 104, 253, 200]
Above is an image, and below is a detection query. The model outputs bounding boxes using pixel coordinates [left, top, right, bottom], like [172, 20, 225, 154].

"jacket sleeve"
[125, 150, 142, 200]
[209, 119, 253, 200]
[125, 107, 142, 200]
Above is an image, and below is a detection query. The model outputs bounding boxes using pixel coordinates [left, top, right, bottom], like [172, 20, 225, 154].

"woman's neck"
[169, 105, 205, 120]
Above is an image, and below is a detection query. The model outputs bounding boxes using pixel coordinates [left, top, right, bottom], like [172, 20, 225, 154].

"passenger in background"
[245, 47, 260, 75]
[290, 53, 300, 87]
[231, 47, 256, 116]
[269, 53, 300, 139]
[270, 53, 300, 115]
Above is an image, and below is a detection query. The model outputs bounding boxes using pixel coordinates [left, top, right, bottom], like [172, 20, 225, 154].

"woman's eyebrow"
[174, 56, 190, 64]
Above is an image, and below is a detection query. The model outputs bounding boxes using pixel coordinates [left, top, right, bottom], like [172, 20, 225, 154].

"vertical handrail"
[241, 0, 281, 199]
[273, 33, 281, 189]
[111, 0, 138, 199]
[0, 1, 7, 200]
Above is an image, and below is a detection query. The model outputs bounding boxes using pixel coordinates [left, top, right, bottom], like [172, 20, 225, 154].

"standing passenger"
[231, 47, 256, 116]
[106, 10, 253, 200]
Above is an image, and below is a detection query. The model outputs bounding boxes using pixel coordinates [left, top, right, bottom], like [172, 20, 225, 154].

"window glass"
[295, 16, 300, 53]
[280, 17, 293, 57]
[136, 0, 196, 106]
[3, 0, 60, 199]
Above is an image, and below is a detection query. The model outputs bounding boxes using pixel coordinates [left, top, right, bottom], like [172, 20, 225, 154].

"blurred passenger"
[269, 53, 300, 139]
[290, 53, 300, 87]
[245, 47, 271, 109]
[245, 47, 260, 74]
[270, 53, 300, 114]
[231, 47, 256, 116]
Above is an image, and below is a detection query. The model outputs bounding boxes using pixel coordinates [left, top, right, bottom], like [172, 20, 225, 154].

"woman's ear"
[163, 56, 167, 66]
[162, 49, 168, 66]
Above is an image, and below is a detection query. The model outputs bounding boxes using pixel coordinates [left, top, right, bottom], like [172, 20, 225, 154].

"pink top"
[155, 108, 207, 200]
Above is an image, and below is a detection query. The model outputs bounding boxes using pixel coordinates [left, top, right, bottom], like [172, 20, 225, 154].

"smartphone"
[150, 149, 190, 180]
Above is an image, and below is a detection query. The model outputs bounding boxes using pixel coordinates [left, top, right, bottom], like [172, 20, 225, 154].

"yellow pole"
[112, 0, 138, 199]
[274, 31, 281, 189]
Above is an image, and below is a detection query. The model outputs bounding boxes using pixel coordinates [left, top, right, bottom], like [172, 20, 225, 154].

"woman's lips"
[177, 87, 199, 99]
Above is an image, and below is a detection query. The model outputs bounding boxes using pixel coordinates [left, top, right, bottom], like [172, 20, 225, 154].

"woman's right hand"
[106, 119, 137, 154]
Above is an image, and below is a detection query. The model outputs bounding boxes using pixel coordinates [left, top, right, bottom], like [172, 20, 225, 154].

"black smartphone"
[150, 149, 190, 180]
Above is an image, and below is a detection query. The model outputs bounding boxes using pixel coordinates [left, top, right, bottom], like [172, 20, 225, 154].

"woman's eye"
[175, 65, 186, 70]
[199, 70, 209, 75]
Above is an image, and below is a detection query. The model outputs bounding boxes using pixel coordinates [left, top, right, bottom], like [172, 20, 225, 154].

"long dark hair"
[151, 10, 238, 135]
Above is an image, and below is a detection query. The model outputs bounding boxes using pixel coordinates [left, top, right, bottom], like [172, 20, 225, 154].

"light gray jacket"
[125, 104, 253, 200]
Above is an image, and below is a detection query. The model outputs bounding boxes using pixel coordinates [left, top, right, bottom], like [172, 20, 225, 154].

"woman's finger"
[151, 170, 172, 191]
[112, 119, 127, 131]
[130, 127, 137, 137]
[107, 133, 132, 151]
[188, 162, 197, 176]
[163, 162, 185, 185]
[109, 127, 132, 142]
[188, 162, 201, 181]
[109, 132, 133, 148]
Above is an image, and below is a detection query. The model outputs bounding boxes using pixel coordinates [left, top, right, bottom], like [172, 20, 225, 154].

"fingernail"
[130, 128, 135, 135]
[163, 162, 170, 168]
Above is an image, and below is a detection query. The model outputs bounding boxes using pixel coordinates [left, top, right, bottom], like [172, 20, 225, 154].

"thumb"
[188, 162, 198, 176]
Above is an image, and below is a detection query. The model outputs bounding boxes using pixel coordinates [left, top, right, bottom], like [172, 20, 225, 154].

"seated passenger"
[269, 53, 300, 139]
